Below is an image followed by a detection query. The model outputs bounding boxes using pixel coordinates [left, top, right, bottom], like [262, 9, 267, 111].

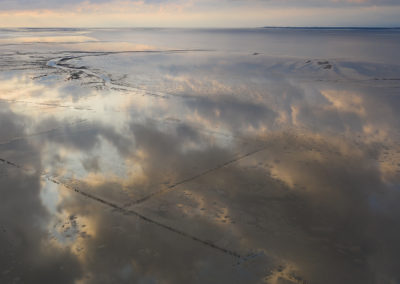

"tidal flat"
[0, 28, 400, 283]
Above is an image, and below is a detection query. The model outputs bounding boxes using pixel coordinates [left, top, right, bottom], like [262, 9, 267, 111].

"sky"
[0, 0, 399, 27]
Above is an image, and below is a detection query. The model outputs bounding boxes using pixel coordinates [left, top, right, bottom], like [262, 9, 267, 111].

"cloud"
[0, 0, 184, 10]
[0, 105, 83, 283]
[1, 0, 399, 13]
[229, 0, 400, 6]
[1, 43, 400, 282]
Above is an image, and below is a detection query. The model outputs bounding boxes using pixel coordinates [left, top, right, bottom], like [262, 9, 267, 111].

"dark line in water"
[0, 158, 22, 169]
[45, 50, 210, 100]
[159, 118, 266, 144]
[47, 54, 171, 99]
[48, 49, 212, 61]
[0, 157, 242, 259]
[124, 146, 268, 207]
[0, 119, 88, 146]
[49, 177, 242, 258]
[0, 98, 93, 111]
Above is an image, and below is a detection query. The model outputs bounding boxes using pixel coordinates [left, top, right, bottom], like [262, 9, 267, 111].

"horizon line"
[1, 26, 400, 29]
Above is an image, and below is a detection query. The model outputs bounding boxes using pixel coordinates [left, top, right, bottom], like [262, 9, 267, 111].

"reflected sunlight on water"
[0, 28, 400, 284]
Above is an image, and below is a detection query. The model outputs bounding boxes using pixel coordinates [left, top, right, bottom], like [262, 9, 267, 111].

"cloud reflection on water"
[0, 29, 400, 283]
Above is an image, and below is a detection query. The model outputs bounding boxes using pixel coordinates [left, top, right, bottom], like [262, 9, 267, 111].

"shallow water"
[0, 28, 400, 284]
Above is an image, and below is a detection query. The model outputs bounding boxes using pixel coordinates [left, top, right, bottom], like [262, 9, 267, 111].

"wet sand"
[1, 28, 400, 283]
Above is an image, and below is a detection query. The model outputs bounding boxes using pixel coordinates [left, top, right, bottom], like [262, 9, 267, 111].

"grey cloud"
[0, 112, 83, 283]
[0, 105, 28, 142]
[1, 28, 400, 283]
[186, 96, 277, 131]
[0, 168, 83, 283]
[0, 0, 175, 10]
[230, 0, 400, 7]
[0, 0, 399, 11]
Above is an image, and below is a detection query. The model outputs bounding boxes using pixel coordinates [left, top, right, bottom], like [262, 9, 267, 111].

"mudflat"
[1, 28, 400, 284]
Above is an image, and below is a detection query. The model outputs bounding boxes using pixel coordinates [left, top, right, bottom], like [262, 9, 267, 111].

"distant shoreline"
[0, 27, 400, 31]
[262, 26, 400, 30]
